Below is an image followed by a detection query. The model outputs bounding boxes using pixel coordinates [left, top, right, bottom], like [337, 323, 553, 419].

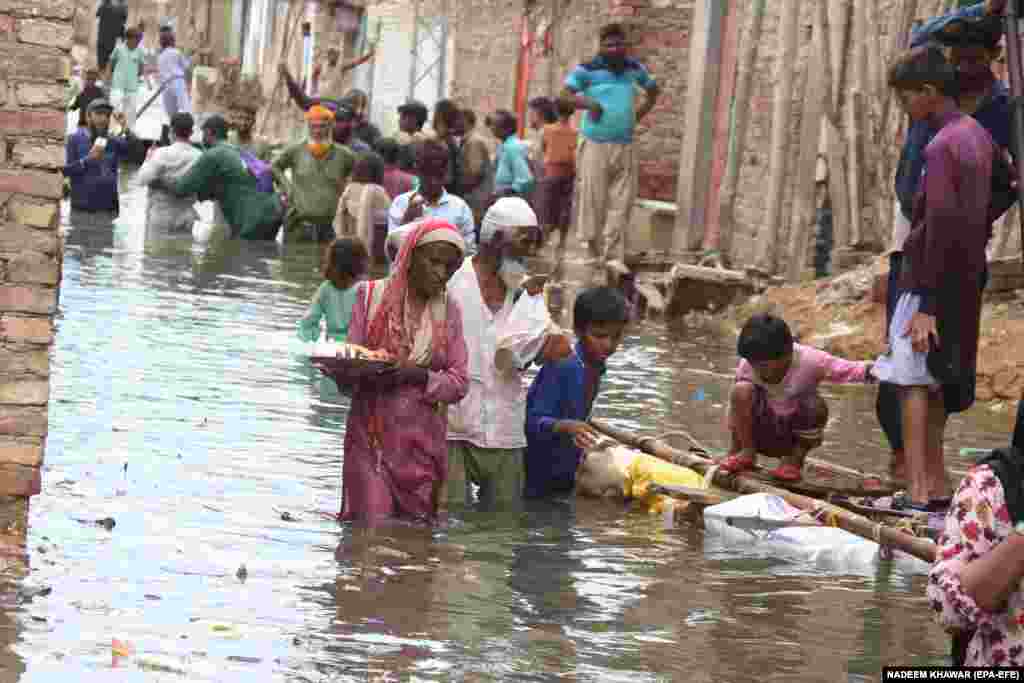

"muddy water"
[6, 164, 1015, 681]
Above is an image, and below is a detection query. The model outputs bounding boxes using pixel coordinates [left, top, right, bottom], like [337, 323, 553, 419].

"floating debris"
[236, 564, 247, 581]
[280, 511, 295, 522]
[96, 518, 116, 531]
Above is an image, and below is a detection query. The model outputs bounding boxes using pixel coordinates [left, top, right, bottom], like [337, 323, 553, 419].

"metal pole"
[1003, 0, 1024, 263]
[408, 0, 420, 101]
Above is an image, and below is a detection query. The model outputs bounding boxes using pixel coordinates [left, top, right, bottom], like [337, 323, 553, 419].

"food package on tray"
[494, 292, 559, 372]
[311, 342, 394, 363]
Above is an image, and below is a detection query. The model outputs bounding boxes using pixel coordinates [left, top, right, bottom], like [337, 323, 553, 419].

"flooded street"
[5, 164, 1016, 681]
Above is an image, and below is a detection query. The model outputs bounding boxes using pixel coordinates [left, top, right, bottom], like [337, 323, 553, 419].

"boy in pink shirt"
[720, 314, 875, 481]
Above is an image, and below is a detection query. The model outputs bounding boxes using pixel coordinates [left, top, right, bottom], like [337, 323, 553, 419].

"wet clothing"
[62, 128, 132, 213]
[173, 141, 283, 240]
[96, 0, 127, 70]
[524, 343, 607, 498]
[296, 281, 359, 342]
[136, 140, 201, 232]
[334, 181, 391, 256]
[282, 73, 380, 148]
[493, 136, 534, 197]
[322, 221, 469, 522]
[69, 84, 107, 128]
[735, 344, 869, 409]
[157, 47, 191, 118]
[446, 257, 537, 450]
[893, 110, 994, 412]
[447, 443, 524, 506]
[928, 464, 1024, 666]
[565, 55, 656, 144]
[735, 387, 826, 455]
[272, 142, 354, 239]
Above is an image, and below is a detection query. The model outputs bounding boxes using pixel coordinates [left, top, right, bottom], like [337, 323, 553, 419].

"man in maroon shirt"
[873, 46, 996, 509]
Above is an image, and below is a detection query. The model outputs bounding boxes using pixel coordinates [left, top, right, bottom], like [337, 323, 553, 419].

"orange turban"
[305, 105, 335, 123]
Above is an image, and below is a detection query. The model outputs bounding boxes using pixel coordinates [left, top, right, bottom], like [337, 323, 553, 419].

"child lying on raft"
[719, 314, 875, 482]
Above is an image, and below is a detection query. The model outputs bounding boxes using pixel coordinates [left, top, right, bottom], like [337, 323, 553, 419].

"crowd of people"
[62, 22, 660, 279]
[60, 5, 1024, 668]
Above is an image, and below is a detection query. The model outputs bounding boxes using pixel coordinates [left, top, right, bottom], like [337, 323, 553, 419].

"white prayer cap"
[480, 197, 538, 245]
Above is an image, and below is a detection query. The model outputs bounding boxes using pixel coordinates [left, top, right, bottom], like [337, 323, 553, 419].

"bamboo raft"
[588, 420, 938, 564]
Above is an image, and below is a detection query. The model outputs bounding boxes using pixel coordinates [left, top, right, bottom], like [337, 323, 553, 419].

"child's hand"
[555, 420, 600, 450]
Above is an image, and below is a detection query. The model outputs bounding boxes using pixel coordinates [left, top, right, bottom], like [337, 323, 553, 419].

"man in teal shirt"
[489, 110, 534, 199]
[563, 23, 659, 270]
[107, 26, 145, 132]
[172, 115, 283, 240]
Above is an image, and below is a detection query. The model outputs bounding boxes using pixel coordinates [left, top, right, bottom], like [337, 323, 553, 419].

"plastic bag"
[576, 444, 705, 514]
[494, 292, 556, 372]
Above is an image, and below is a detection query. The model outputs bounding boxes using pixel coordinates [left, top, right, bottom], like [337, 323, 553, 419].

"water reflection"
[13, 164, 1001, 680]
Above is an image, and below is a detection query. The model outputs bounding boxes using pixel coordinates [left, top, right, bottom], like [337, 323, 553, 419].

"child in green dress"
[297, 237, 369, 342]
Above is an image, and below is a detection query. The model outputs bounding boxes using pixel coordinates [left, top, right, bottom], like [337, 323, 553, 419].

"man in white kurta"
[445, 199, 553, 505]
[137, 112, 201, 232]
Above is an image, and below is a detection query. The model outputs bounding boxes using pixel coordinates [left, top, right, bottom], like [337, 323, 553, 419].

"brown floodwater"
[7, 163, 1017, 681]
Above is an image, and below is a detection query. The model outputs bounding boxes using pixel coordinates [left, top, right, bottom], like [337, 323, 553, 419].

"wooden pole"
[258, 0, 302, 138]
[717, 0, 766, 267]
[753, 0, 801, 274]
[785, 0, 831, 281]
[829, 0, 853, 116]
[590, 420, 937, 563]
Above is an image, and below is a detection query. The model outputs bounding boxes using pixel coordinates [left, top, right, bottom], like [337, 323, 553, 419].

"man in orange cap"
[271, 104, 355, 242]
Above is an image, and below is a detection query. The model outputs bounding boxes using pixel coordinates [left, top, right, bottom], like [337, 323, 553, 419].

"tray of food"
[311, 342, 396, 375]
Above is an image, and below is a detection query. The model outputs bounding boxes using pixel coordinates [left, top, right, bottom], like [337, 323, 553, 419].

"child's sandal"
[767, 463, 803, 482]
[719, 453, 755, 473]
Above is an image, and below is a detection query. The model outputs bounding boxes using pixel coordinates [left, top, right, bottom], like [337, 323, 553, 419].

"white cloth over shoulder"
[871, 292, 939, 387]
[136, 140, 201, 232]
[494, 291, 557, 372]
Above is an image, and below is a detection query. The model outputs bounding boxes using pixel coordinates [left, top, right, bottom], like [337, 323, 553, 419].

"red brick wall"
[0, 0, 69, 509]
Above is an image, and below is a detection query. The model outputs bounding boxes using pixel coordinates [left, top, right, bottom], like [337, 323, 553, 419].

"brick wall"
[448, 0, 692, 202]
[0, 0, 69, 538]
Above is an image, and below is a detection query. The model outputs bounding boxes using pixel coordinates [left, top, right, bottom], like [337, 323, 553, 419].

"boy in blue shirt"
[524, 286, 630, 498]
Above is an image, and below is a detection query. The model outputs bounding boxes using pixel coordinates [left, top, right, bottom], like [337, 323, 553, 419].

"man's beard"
[90, 124, 109, 138]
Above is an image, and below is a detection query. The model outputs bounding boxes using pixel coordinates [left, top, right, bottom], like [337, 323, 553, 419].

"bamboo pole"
[786, 1, 831, 282]
[826, 119, 852, 267]
[590, 420, 937, 563]
[753, 0, 801, 274]
[258, 0, 302, 138]
[717, 0, 767, 267]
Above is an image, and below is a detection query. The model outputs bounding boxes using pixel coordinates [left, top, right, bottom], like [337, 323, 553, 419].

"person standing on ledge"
[562, 22, 659, 273]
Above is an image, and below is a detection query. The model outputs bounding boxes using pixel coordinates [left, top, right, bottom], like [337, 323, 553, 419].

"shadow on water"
[4, 163, 1009, 679]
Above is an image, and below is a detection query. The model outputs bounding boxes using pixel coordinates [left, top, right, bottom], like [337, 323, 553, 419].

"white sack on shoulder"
[494, 292, 557, 372]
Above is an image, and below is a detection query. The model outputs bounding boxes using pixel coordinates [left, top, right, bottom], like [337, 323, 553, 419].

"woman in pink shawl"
[320, 218, 469, 523]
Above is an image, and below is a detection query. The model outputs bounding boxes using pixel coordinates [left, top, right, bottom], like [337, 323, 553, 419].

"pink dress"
[928, 465, 1024, 666]
[339, 282, 468, 523]
[732, 344, 869, 451]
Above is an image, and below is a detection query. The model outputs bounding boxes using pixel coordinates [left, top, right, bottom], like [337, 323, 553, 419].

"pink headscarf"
[364, 218, 466, 365]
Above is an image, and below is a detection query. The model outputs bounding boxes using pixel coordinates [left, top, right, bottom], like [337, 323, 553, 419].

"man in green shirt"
[272, 104, 355, 243]
[172, 115, 283, 240]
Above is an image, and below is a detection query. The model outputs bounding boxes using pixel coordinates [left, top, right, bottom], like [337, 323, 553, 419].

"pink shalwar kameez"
[326, 219, 469, 523]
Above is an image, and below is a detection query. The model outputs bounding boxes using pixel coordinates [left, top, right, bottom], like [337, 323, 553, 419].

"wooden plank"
[785, 0, 831, 282]
[672, 0, 728, 256]
[753, 0, 801, 273]
[717, 0, 767, 266]
[590, 420, 937, 564]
